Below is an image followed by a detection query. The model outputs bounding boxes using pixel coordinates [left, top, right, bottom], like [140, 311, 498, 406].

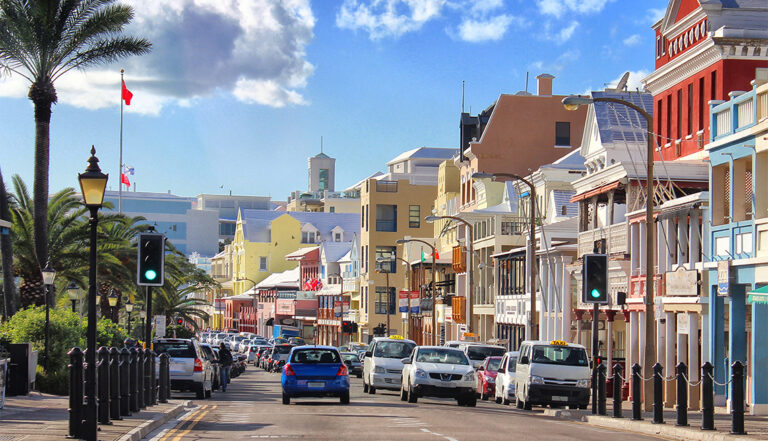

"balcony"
[451, 296, 465, 324]
[578, 222, 628, 257]
[375, 180, 398, 193]
[343, 278, 360, 292]
[452, 246, 467, 273]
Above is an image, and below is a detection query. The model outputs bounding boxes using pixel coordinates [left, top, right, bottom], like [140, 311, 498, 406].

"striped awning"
[570, 181, 621, 203]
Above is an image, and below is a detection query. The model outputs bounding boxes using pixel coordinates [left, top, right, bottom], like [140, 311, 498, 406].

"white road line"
[420, 427, 458, 441]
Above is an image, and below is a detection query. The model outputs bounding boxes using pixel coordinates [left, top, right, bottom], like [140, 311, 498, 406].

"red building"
[222, 294, 256, 333]
[645, 0, 768, 161]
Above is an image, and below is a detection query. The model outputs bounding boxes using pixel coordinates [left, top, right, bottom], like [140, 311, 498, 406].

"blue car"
[281, 345, 350, 405]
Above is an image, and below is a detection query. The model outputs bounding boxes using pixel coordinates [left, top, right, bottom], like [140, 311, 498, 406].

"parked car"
[400, 346, 476, 406]
[200, 343, 220, 391]
[288, 337, 306, 346]
[476, 356, 502, 400]
[362, 336, 417, 394]
[341, 352, 363, 378]
[494, 351, 519, 405]
[153, 338, 214, 399]
[268, 344, 294, 372]
[459, 343, 507, 370]
[514, 340, 590, 410]
[281, 346, 350, 405]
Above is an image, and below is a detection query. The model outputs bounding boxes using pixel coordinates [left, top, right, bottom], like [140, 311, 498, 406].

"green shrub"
[35, 365, 69, 395]
[164, 325, 195, 339]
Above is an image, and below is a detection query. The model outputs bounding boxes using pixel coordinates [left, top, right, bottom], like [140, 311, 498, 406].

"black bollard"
[150, 351, 157, 405]
[631, 363, 642, 421]
[97, 347, 111, 425]
[109, 348, 121, 420]
[136, 348, 145, 410]
[119, 348, 131, 416]
[701, 362, 715, 431]
[143, 348, 152, 407]
[159, 353, 169, 404]
[731, 361, 747, 435]
[676, 362, 688, 427]
[612, 364, 623, 418]
[652, 363, 664, 424]
[597, 363, 607, 415]
[68, 347, 84, 439]
[129, 348, 139, 413]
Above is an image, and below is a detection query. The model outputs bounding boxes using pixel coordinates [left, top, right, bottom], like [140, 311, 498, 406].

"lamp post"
[562, 94, 656, 411]
[379, 254, 412, 339]
[396, 238, 437, 345]
[125, 301, 134, 335]
[67, 282, 82, 313]
[41, 261, 56, 373]
[139, 309, 147, 341]
[327, 273, 345, 346]
[78, 146, 108, 441]
[425, 215, 474, 336]
[108, 289, 119, 323]
[472, 172, 538, 341]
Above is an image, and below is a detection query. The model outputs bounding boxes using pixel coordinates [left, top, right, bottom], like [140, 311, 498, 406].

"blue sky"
[0, 0, 668, 201]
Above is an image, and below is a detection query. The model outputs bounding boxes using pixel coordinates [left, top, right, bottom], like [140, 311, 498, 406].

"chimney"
[537, 73, 554, 96]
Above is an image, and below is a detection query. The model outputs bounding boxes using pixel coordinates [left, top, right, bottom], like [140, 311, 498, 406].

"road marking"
[169, 404, 216, 441]
[156, 404, 212, 441]
[420, 427, 458, 441]
[392, 417, 428, 427]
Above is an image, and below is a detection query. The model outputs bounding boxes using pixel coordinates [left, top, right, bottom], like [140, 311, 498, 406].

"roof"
[591, 91, 654, 146]
[321, 242, 353, 264]
[386, 147, 458, 165]
[255, 267, 300, 289]
[313, 152, 331, 159]
[473, 181, 518, 214]
[221, 293, 254, 301]
[285, 246, 320, 260]
[337, 249, 353, 263]
[239, 210, 360, 243]
[543, 148, 586, 170]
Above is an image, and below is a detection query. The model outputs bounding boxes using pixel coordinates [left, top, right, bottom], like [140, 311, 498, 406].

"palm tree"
[0, 0, 151, 278]
[0, 166, 16, 318]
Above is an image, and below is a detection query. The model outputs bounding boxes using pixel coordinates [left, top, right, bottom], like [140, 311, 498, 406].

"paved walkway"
[0, 391, 188, 441]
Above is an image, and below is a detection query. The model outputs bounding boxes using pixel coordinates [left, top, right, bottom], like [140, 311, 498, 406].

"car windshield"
[201, 346, 216, 360]
[342, 353, 359, 362]
[274, 345, 292, 354]
[466, 346, 506, 360]
[291, 349, 340, 364]
[531, 345, 588, 366]
[486, 358, 502, 371]
[415, 348, 468, 365]
[153, 342, 195, 358]
[373, 341, 416, 359]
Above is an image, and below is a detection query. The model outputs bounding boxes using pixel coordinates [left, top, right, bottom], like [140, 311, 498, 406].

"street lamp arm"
[396, 238, 435, 252]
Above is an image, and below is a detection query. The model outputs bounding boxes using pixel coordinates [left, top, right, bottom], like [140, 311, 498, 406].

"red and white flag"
[122, 79, 133, 105]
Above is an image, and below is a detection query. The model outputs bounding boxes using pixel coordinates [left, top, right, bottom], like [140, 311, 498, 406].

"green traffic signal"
[144, 269, 157, 281]
[590, 289, 601, 299]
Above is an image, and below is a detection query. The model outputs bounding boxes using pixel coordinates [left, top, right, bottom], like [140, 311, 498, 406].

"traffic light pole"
[145, 286, 152, 346]
[592, 302, 599, 414]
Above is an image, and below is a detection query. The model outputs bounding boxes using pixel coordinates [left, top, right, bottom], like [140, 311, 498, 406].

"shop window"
[375, 287, 396, 314]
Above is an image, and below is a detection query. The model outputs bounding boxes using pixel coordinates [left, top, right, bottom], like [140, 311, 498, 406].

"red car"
[476, 356, 502, 400]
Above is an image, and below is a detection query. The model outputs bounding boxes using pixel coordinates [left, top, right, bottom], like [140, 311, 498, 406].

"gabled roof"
[542, 148, 586, 170]
[321, 242, 353, 264]
[286, 246, 320, 260]
[386, 147, 457, 165]
[473, 181, 519, 214]
[255, 267, 300, 289]
[591, 91, 654, 146]
[239, 210, 360, 242]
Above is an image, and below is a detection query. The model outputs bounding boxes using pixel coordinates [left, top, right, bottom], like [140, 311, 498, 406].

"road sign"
[155, 315, 166, 338]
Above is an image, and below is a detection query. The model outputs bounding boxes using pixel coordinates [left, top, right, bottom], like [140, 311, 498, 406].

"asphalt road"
[145, 366, 666, 441]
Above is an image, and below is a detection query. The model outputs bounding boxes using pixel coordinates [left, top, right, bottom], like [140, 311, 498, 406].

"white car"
[400, 346, 477, 407]
[514, 340, 591, 410]
[362, 336, 417, 393]
[494, 351, 519, 405]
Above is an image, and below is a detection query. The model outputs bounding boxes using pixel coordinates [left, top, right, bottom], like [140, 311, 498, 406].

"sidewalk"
[0, 392, 189, 441]
[542, 402, 768, 441]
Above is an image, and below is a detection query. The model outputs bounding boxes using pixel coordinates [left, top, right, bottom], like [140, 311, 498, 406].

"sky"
[0, 0, 669, 201]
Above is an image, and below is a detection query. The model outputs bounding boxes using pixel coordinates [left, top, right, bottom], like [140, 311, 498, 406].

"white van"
[362, 336, 417, 393]
[514, 340, 591, 410]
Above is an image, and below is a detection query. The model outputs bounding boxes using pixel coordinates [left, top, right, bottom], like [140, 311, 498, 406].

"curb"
[582, 415, 754, 441]
[117, 400, 191, 441]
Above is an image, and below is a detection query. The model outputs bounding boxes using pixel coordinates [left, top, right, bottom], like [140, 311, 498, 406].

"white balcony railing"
[578, 221, 628, 257]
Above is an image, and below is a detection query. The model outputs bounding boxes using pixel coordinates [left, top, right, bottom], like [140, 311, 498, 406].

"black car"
[341, 352, 363, 378]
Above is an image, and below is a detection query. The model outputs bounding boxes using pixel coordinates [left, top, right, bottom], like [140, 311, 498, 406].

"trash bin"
[7, 343, 37, 396]
[0, 357, 8, 409]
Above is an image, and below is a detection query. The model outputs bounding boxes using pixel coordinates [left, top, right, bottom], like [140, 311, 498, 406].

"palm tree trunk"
[30, 79, 56, 279]
[0, 166, 17, 318]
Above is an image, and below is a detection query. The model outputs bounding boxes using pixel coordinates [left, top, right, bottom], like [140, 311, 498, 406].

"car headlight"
[486, 377, 495, 383]
[529, 375, 544, 385]
[374, 366, 386, 374]
[576, 379, 590, 388]
[415, 369, 427, 378]
[463, 372, 475, 381]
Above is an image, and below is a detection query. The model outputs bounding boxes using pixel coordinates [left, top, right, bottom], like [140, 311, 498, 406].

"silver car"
[153, 338, 214, 399]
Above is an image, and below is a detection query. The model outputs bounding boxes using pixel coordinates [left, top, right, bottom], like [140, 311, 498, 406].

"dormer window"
[301, 223, 319, 243]
[331, 226, 345, 242]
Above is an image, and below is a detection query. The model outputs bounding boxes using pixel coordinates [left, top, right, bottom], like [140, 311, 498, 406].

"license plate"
[552, 396, 568, 402]
[307, 382, 325, 388]
[384, 378, 395, 384]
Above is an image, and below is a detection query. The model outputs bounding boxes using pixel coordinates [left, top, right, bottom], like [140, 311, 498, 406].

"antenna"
[320, 136, 323, 154]
[461, 80, 465, 113]
[525, 72, 529, 94]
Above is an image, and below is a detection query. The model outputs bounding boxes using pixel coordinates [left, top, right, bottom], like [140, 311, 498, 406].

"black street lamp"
[41, 261, 56, 373]
[108, 289, 119, 323]
[125, 301, 134, 335]
[78, 146, 108, 441]
[67, 282, 82, 313]
[139, 309, 147, 341]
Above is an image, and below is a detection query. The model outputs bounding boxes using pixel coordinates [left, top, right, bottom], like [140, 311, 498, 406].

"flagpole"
[119, 69, 124, 214]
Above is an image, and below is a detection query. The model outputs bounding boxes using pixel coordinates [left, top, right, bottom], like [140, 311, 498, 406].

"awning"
[570, 181, 620, 203]
[747, 285, 768, 304]
[285, 246, 319, 260]
[265, 317, 274, 326]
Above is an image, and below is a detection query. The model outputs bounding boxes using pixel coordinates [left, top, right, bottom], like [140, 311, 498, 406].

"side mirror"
[520, 356, 529, 365]
[497, 368, 505, 373]
[477, 366, 484, 371]
[365, 351, 372, 358]
[401, 358, 411, 364]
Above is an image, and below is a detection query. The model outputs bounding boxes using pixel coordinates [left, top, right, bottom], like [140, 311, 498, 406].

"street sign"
[399, 291, 409, 313]
[717, 260, 730, 296]
[334, 300, 342, 318]
[155, 315, 166, 338]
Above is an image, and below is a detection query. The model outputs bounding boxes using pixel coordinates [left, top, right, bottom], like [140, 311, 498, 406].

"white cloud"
[0, 0, 316, 115]
[623, 34, 641, 46]
[336, 0, 447, 39]
[470, 0, 504, 15]
[647, 8, 665, 24]
[527, 49, 580, 74]
[542, 21, 578, 44]
[607, 70, 650, 92]
[537, 0, 613, 18]
[457, 14, 521, 42]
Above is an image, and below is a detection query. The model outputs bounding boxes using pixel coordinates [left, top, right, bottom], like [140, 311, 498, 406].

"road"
[146, 367, 665, 441]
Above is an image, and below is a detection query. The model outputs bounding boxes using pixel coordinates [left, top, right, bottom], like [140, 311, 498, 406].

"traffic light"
[137, 232, 165, 286]
[342, 321, 352, 333]
[583, 254, 608, 304]
[175, 317, 183, 326]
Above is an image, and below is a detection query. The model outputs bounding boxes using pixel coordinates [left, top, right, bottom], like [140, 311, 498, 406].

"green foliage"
[164, 325, 195, 339]
[36, 365, 69, 395]
[96, 319, 128, 349]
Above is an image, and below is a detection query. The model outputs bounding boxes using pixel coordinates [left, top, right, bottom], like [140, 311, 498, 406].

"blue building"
[705, 74, 768, 414]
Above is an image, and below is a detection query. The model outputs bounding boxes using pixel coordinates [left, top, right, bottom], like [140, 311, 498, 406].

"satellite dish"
[615, 72, 630, 91]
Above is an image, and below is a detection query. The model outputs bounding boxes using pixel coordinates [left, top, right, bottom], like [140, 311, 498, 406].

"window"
[376, 204, 397, 232]
[361, 206, 365, 228]
[409, 205, 420, 228]
[329, 206, 335, 213]
[687, 84, 694, 135]
[376, 181, 398, 193]
[219, 223, 236, 236]
[677, 89, 682, 140]
[259, 257, 267, 272]
[555, 122, 571, 146]
[375, 287, 396, 315]
[365, 205, 369, 232]
[375, 246, 396, 273]
[656, 99, 663, 147]
[319, 169, 329, 191]
[334, 232, 342, 242]
[301, 231, 316, 243]
[711, 70, 717, 102]
[698, 77, 705, 133]
[666, 95, 672, 142]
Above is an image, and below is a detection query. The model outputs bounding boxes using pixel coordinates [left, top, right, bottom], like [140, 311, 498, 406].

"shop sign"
[676, 313, 689, 334]
[717, 260, 730, 296]
[665, 266, 698, 296]
[654, 297, 663, 320]
[276, 299, 295, 315]
[334, 300, 342, 318]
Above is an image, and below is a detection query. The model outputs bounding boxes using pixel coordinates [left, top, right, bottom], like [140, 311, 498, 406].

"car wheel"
[515, 395, 523, 409]
[523, 397, 532, 411]
[466, 396, 477, 407]
[481, 390, 489, 401]
[363, 381, 369, 393]
[495, 392, 502, 404]
[502, 388, 510, 405]
[400, 385, 408, 401]
[457, 398, 465, 406]
[205, 388, 212, 398]
[340, 392, 350, 405]
[407, 385, 417, 403]
[356, 373, 362, 378]
[282, 393, 290, 405]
